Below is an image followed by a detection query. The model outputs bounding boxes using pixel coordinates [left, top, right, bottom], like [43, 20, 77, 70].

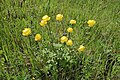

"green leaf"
[53, 43, 62, 48]
[0, 50, 3, 55]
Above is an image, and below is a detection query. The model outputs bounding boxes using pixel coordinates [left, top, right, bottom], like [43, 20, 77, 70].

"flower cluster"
[60, 36, 73, 46]
[59, 18, 76, 46]
[22, 28, 42, 41]
[40, 15, 50, 27]
[22, 13, 96, 52]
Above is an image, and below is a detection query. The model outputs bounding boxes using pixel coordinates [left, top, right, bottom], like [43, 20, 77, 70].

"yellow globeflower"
[87, 20, 96, 27]
[32, 77, 35, 80]
[67, 27, 73, 33]
[56, 14, 63, 21]
[42, 15, 50, 21]
[66, 40, 73, 46]
[78, 45, 85, 52]
[40, 20, 47, 27]
[22, 28, 31, 36]
[35, 34, 41, 41]
[70, 20, 76, 24]
[60, 36, 68, 43]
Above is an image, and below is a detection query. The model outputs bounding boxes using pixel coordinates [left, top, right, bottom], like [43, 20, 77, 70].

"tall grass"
[0, 0, 120, 80]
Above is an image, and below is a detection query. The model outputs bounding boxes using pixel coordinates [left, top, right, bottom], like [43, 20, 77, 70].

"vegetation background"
[0, 0, 120, 80]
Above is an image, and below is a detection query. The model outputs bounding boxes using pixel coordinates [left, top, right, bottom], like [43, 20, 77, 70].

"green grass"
[0, 0, 120, 80]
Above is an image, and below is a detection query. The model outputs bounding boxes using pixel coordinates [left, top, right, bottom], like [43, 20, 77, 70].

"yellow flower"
[35, 34, 41, 41]
[56, 14, 63, 21]
[66, 40, 73, 46]
[22, 28, 31, 36]
[60, 36, 68, 43]
[70, 20, 76, 24]
[87, 20, 96, 27]
[32, 77, 35, 80]
[42, 15, 50, 21]
[40, 20, 47, 27]
[67, 27, 73, 33]
[78, 45, 85, 52]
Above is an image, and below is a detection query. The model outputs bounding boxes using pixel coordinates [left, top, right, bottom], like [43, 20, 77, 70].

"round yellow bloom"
[70, 20, 76, 24]
[35, 34, 41, 41]
[40, 20, 47, 27]
[22, 28, 31, 36]
[78, 45, 85, 52]
[67, 27, 73, 33]
[32, 77, 35, 80]
[87, 20, 96, 27]
[60, 36, 68, 43]
[42, 15, 50, 21]
[66, 40, 73, 46]
[56, 14, 63, 21]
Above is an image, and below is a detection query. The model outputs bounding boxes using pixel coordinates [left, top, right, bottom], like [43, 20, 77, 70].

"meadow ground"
[0, 0, 120, 80]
